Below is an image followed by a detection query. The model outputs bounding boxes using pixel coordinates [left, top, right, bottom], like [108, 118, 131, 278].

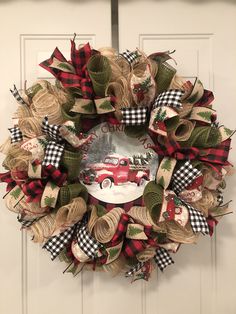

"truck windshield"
[104, 157, 118, 165]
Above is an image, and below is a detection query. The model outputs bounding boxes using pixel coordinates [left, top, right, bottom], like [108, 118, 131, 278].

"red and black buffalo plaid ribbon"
[40, 41, 97, 98]
[152, 138, 231, 165]
[22, 165, 67, 203]
[111, 213, 129, 245]
[206, 215, 219, 237]
[0, 172, 17, 191]
[194, 89, 214, 107]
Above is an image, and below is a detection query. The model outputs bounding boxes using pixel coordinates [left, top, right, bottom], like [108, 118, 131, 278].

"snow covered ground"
[84, 181, 148, 204]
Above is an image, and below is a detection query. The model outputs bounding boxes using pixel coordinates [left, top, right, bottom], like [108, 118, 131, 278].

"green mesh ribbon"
[180, 126, 222, 148]
[165, 116, 180, 131]
[58, 183, 88, 207]
[61, 101, 81, 131]
[26, 83, 43, 98]
[143, 181, 164, 223]
[124, 125, 148, 138]
[61, 149, 82, 181]
[87, 54, 111, 97]
[154, 62, 176, 95]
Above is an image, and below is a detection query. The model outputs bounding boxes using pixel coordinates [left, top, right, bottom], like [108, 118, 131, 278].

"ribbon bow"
[152, 138, 231, 166]
[22, 165, 67, 203]
[40, 41, 96, 99]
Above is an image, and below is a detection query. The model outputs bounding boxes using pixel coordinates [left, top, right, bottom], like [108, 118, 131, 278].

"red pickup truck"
[81, 154, 150, 189]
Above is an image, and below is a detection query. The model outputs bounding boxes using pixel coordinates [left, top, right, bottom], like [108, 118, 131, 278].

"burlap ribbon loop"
[53, 197, 87, 233]
[94, 207, 125, 243]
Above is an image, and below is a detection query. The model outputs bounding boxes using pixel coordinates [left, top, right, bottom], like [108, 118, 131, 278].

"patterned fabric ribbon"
[41, 116, 63, 141]
[0, 172, 17, 191]
[41, 117, 65, 168]
[152, 138, 231, 166]
[120, 107, 148, 126]
[152, 89, 184, 109]
[8, 126, 23, 143]
[22, 165, 67, 203]
[153, 247, 174, 271]
[125, 261, 152, 282]
[43, 223, 79, 260]
[70, 96, 115, 115]
[40, 41, 96, 98]
[172, 160, 201, 194]
[181, 201, 209, 235]
[119, 50, 139, 65]
[10, 85, 27, 105]
[76, 221, 102, 259]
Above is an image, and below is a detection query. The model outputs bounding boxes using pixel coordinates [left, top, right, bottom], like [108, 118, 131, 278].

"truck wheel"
[137, 178, 146, 186]
[100, 178, 112, 189]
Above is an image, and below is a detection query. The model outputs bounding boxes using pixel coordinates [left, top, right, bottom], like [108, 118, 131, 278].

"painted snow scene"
[80, 123, 159, 204]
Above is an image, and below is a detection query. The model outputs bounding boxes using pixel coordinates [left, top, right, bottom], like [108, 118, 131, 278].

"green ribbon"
[61, 149, 82, 181]
[87, 54, 111, 97]
[180, 126, 222, 148]
[143, 181, 164, 223]
[58, 183, 88, 207]
[61, 101, 81, 130]
[154, 62, 176, 95]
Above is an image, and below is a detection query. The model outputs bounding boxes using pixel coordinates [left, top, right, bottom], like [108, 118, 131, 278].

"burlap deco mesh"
[31, 86, 64, 125]
[53, 197, 87, 231]
[29, 213, 55, 243]
[190, 189, 218, 217]
[3, 144, 31, 172]
[128, 206, 157, 227]
[170, 119, 195, 142]
[103, 256, 126, 276]
[94, 207, 124, 243]
[137, 246, 156, 262]
[18, 117, 42, 138]
[0, 137, 11, 155]
[162, 220, 198, 244]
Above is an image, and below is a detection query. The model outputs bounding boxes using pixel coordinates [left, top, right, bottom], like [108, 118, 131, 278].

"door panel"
[119, 1, 236, 314]
[0, 1, 111, 314]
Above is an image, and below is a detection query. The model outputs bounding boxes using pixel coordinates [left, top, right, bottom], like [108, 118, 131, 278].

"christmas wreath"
[0, 35, 234, 282]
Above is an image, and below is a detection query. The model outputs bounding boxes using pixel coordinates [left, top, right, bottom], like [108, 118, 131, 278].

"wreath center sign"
[80, 122, 158, 205]
[0, 35, 234, 282]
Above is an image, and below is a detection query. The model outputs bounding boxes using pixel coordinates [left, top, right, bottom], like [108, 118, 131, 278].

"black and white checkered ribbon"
[8, 126, 23, 143]
[43, 223, 78, 260]
[172, 160, 201, 194]
[10, 85, 27, 105]
[42, 141, 64, 168]
[76, 222, 102, 259]
[42, 116, 63, 141]
[121, 107, 148, 126]
[183, 201, 209, 235]
[125, 261, 146, 277]
[153, 89, 184, 109]
[153, 247, 174, 271]
[217, 192, 224, 206]
[17, 214, 39, 228]
[119, 50, 139, 65]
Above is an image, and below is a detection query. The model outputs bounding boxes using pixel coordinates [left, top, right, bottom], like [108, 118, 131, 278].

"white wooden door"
[1, 1, 236, 314]
[0, 1, 111, 314]
[119, 1, 236, 314]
